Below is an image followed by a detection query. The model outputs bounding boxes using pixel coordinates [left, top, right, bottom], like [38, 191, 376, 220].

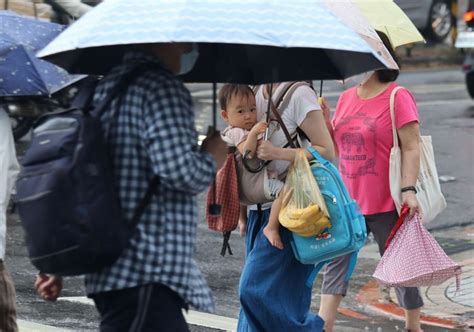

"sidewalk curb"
[355, 278, 470, 330]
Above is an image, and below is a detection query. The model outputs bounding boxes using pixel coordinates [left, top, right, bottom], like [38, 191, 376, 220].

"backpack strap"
[129, 176, 160, 229]
[306, 260, 329, 288]
[345, 251, 359, 282]
[92, 64, 159, 118]
[267, 82, 314, 147]
[71, 77, 99, 110]
[269, 100, 298, 148]
[91, 63, 162, 230]
[305, 251, 360, 288]
[274, 81, 311, 114]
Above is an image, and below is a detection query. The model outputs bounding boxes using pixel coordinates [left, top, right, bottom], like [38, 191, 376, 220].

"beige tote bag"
[389, 87, 447, 223]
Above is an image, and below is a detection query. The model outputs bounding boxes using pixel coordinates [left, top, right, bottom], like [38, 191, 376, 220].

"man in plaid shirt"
[35, 43, 227, 331]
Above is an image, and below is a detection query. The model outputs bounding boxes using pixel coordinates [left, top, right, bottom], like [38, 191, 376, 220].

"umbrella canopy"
[322, 0, 398, 70]
[0, 10, 83, 97]
[353, 0, 425, 48]
[38, 0, 390, 84]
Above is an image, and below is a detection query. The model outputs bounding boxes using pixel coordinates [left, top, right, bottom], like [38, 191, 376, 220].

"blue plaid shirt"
[84, 51, 216, 312]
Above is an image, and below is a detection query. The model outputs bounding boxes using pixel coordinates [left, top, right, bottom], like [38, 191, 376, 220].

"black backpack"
[15, 65, 159, 276]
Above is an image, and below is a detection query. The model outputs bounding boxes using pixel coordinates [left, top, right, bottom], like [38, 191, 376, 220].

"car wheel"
[466, 71, 474, 98]
[425, 0, 453, 42]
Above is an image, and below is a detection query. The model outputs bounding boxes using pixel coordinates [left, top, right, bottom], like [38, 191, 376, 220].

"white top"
[0, 110, 20, 260]
[255, 83, 321, 175]
[250, 83, 320, 210]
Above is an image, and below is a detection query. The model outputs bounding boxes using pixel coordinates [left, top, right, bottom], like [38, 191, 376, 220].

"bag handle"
[306, 146, 329, 166]
[389, 86, 405, 148]
[269, 100, 298, 148]
[384, 205, 410, 250]
[266, 82, 312, 148]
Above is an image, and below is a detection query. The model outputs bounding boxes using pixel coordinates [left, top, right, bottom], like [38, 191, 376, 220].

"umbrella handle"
[242, 150, 265, 173]
[209, 81, 221, 216]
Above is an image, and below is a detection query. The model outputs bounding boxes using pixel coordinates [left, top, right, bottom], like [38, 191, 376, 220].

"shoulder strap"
[269, 101, 297, 148]
[71, 78, 100, 111]
[344, 251, 359, 282]
[95, 63, 162, 230]
[389, 86, 404, 149]
[129, 176, 160, 229]
[275, 81, 311, 113]
[305, 260, 329, 288]
[250, 85, 260, 95]
[265, 82, 310, 148]
[93, 63, 158, 119]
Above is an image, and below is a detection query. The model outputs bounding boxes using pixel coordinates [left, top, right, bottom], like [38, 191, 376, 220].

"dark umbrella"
[37, 1, 391, 82]
[0, 10, 83, 97]
[36, 0, 391, 218]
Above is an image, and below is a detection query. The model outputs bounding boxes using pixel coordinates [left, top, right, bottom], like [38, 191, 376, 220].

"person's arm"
[319, 96, 339, 156]
[141, 78, 226, 194]
[398, 122, 421, 216]
[238, 206, 247, 237]
[238, 122, 267, 157]
[256, 110, 335, 162]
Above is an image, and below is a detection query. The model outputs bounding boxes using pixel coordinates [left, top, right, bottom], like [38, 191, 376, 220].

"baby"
[219, 84, 284, 249]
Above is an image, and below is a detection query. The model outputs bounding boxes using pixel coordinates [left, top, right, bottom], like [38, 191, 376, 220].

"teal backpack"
[290, 147, 367, 287]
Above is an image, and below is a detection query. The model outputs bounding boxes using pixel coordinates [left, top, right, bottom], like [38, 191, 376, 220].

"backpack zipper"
[16, 191, 52, 203]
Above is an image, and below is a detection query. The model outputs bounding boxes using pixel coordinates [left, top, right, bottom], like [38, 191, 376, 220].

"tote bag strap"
[389, 86, 405, 149]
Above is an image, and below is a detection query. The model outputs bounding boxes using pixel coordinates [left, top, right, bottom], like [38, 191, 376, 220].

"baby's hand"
[250, 122, 267, 136]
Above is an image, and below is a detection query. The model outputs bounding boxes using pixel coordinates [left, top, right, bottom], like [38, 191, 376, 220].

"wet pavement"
[7, 67, 474, 331]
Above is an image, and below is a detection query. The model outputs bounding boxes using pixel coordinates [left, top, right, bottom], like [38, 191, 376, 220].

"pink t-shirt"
[332, 83, 419, 215]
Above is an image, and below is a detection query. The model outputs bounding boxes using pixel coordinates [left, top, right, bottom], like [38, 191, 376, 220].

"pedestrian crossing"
[45, 296, 237, 332]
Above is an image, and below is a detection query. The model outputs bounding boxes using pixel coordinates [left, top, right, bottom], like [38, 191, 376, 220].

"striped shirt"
[84, 51, 216, 312]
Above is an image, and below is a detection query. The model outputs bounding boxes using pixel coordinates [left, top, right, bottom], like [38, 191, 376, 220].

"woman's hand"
[319, 96, 331, 125]
[256, 140, 281, 161]
[402, 191, 420, 217]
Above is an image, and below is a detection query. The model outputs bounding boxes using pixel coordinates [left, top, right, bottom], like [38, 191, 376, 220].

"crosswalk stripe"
[18, 320, 73, 332]
[59, 296, 238, 331]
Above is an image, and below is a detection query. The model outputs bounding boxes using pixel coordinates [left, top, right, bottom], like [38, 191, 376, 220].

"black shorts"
[321, 210, 424, 310]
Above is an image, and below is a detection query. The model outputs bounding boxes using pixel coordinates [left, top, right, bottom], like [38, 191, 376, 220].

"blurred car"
[455, 0, 474, 98]
[395, 0, 454, 42]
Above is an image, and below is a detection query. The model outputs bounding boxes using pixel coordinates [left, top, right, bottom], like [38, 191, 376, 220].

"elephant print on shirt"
[336, 111, 378, 179]
[341, 132, 366, 154]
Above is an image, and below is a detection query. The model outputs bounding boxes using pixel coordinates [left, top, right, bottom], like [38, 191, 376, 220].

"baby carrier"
[205, 82, 311, 255]
[237, 81, 311, 205]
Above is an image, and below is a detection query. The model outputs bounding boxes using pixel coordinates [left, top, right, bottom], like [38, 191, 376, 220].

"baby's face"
[222, 93, 257, 130]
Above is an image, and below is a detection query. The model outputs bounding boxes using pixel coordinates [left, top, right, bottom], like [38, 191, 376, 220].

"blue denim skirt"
[237, 208, 324, 332]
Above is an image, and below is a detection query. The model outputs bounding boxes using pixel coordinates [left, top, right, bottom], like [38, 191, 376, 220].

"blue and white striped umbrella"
[0, 11, 83, 97]
[38, 0, 390, 84]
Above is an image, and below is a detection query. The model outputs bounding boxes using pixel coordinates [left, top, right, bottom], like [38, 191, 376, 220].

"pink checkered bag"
[373, 207, 461, 289]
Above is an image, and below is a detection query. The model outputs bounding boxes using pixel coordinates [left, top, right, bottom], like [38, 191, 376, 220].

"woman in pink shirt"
[319, 32, 423, 332]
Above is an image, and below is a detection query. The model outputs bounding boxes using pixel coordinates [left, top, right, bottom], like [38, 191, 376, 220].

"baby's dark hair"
[219, 84, 255, 110]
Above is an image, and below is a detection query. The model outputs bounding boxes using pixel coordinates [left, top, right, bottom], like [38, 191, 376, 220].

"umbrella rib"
[15, 47, 49, 96]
